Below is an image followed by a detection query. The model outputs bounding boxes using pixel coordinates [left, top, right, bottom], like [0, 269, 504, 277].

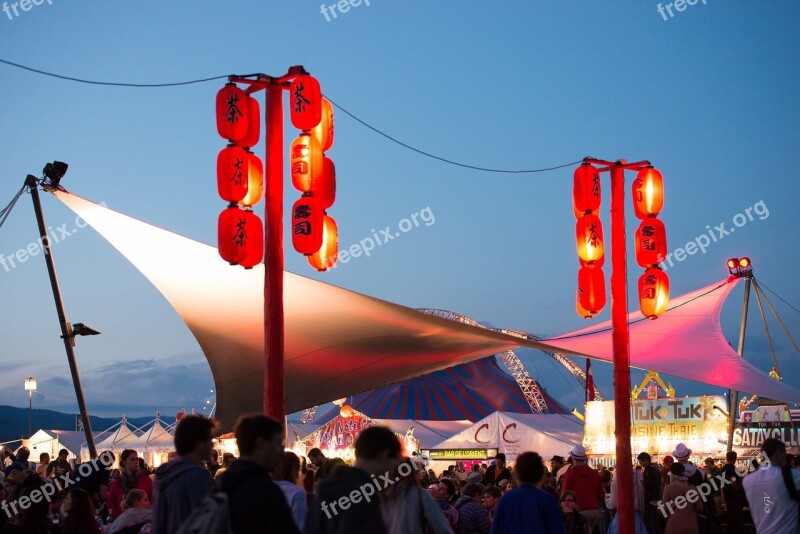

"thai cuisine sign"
[584, 396, 729, 455]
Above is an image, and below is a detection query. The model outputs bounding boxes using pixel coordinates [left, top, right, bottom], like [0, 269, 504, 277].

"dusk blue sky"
[0, 2, 798, 423]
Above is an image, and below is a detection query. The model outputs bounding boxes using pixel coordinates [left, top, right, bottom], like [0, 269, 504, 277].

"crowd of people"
[1, 420, 799, 533]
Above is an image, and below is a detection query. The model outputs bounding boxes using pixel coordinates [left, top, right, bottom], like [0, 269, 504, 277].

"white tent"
[372, 419, 473, 450]
[429, 412, 583, 462]
[83, 418, 140, 460]
[121, 419, 175, 467]
[26, 429, 107, 461]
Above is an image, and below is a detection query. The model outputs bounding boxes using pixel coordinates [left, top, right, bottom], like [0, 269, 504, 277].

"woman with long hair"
[382, 458, 453, 534]
[560, 490, 590, 534]
[107, 450, 154, 522]
[61, 488, 101, 534]
[108, 489, 153, 534]
[274, 451, 307, 532]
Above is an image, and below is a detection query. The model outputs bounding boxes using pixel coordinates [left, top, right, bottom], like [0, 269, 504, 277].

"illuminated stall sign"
[733, 422, 800, 449]
[584, 396, 728, 455]
[426, 448, 498, 460]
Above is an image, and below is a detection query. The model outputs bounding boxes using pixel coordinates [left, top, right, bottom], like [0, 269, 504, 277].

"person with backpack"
[742, 438, 800, 534]
[152, 414, 216, 534]
[218, 414, 299, 533]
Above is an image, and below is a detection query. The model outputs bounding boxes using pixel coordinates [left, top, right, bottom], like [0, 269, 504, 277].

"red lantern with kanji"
[573, 163, 601, 218]
[575, 214, 605, 264]
[632, 167, 664, 219]
[218, 206, 262, 266]
[308, 214, 338, 271]
[312, 157, 336, 209]
[577, 266, 606, 317]
[312, 98, 334, 152]
[239, 95, 261, 149]
[635, 218, 667, 268]
[239, 210, 264, 269]
[217, 145, 249, 203]
[216, 83, 249, 142]
[639, 267, 669, 319]
[289, 75, 322, 130]
[240, 152, 264, 207]
[291, 133, 323, 193]
[291, 196, 323, 254]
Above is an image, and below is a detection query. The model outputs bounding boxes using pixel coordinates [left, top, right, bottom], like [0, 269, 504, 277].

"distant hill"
[0, 405, 155, 444]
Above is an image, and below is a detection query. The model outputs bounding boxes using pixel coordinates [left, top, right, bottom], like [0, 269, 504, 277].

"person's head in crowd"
[123, 488, 151, 510]
[64, 488, 99, 532]
[725, 451, 737, 464]
[669, 462, 686, 481]
[16, 447, 30, 461]
[483, 485, 502, 510]
[210, 449, 219, 466]
[494, 453, 506, 470]
[600, 469, 612, 486]
[637, 452, 652, 468]
[307, 448, 326, 468]
[440, 477, 457, 500]
[704, 457, 716, 471]
[550, 455, 565, 473]
[234, 414, 284, 472]
[119, 449, 139, 475]
[463, 482, 484, 501]
[761, 437, 786, 467]
[662, 455, 674, 468]
[504, 481, 516, 493]
[471, 464, 480, 473]
[277, 451, 302, 485]
[560, 490, 580, 513]
[513, 451, 545, 486]
[569, 444, 587, 465]
[174, 414, 216, 462]
[39, 452, 50, 465]
[354, 426, 402, 476]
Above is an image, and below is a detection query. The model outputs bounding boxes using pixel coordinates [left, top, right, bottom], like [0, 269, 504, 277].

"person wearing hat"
[482, 453, 511, 487]
[560, 444, 605, 532]
[672, 444, 704, 486]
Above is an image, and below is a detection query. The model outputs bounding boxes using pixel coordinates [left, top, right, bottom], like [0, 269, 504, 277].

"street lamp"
[24, 377, 36, 436]
[572, 158, 669, 534]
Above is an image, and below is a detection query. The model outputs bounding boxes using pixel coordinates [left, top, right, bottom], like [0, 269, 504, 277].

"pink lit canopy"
[55, 191, 799, 430]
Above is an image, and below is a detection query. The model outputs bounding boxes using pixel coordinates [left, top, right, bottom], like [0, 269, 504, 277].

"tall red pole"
[264, 80, 285, 419]
[610, 163, 634, 534]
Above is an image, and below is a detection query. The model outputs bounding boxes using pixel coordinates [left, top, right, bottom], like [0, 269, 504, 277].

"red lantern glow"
[311, 98, 334, 152]
[632, 167, 664, 219]
[216, 83, 249, 142]
[573, 164, 601, 218]
[339, 404, 354, 418]
[239, 95, 261, 149]
[577, 266, 606, 317]
[291, 133, 323, 193]
[312, 157, 336, 209]
[634, 218, 667, 268]
[217, 145, 249, 203]
[308, 214, 338, 271]
[291, 196, 323, 254]
[289, 75, 322, 130]
[218, 207, 262, 266]
[639, 267, 669, 319]
[575, 214, 605, 264]
[240, 152, 263, 207]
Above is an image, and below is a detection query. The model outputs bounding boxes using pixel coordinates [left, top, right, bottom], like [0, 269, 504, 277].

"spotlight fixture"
[726, 257, 753, 277]
[42, 161, 68, 189]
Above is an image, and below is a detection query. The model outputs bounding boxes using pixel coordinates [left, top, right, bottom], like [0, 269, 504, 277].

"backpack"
[175, 492, 234, 534]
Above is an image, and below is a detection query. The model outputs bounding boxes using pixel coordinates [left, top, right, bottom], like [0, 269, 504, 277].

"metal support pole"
[25, 176, 97, 458]
[28, 390, 32, 437]
[727, 274, 752, 453]
[609, 163, 634, 534]
[264, 81, 285, 419]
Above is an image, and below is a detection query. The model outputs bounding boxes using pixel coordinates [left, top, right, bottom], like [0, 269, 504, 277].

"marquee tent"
[55, 191, 800, 431]
[429, 412, 584, 462]
[26, 429, 108, 460]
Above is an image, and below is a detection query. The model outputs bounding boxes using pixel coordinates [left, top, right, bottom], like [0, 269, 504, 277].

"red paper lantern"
[312, 157, 336, 209]
[291, 133, 323, 193]
[311, 98, 334, 152]
[573, 164, 601, 218]
[339, 404, 354, 418]
[216, 83, 249, 142]
[239, 95, 261, 149]
[308, 214, 338, 271]
[291, 196, 323, 254]
[639, 267, 669, 319]
[577, 266, 606, 317]
[289, 75, 322, 130]
[635, 218, 667, 268]
[632, 167, 664, 219]
[217, 145, 249, 203]
[575, 214, 605, 264]
[218, 207, 262, 266]
[240, 152, 263, 207]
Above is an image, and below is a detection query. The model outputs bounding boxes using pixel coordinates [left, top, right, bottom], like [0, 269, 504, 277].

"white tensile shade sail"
[54, 192, 800, 431]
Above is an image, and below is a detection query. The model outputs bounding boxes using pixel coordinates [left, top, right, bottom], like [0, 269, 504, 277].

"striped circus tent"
[345, 357, 568, 421]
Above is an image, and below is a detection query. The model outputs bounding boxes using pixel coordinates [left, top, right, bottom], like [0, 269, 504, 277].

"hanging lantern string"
[0, 57, 583, 175]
